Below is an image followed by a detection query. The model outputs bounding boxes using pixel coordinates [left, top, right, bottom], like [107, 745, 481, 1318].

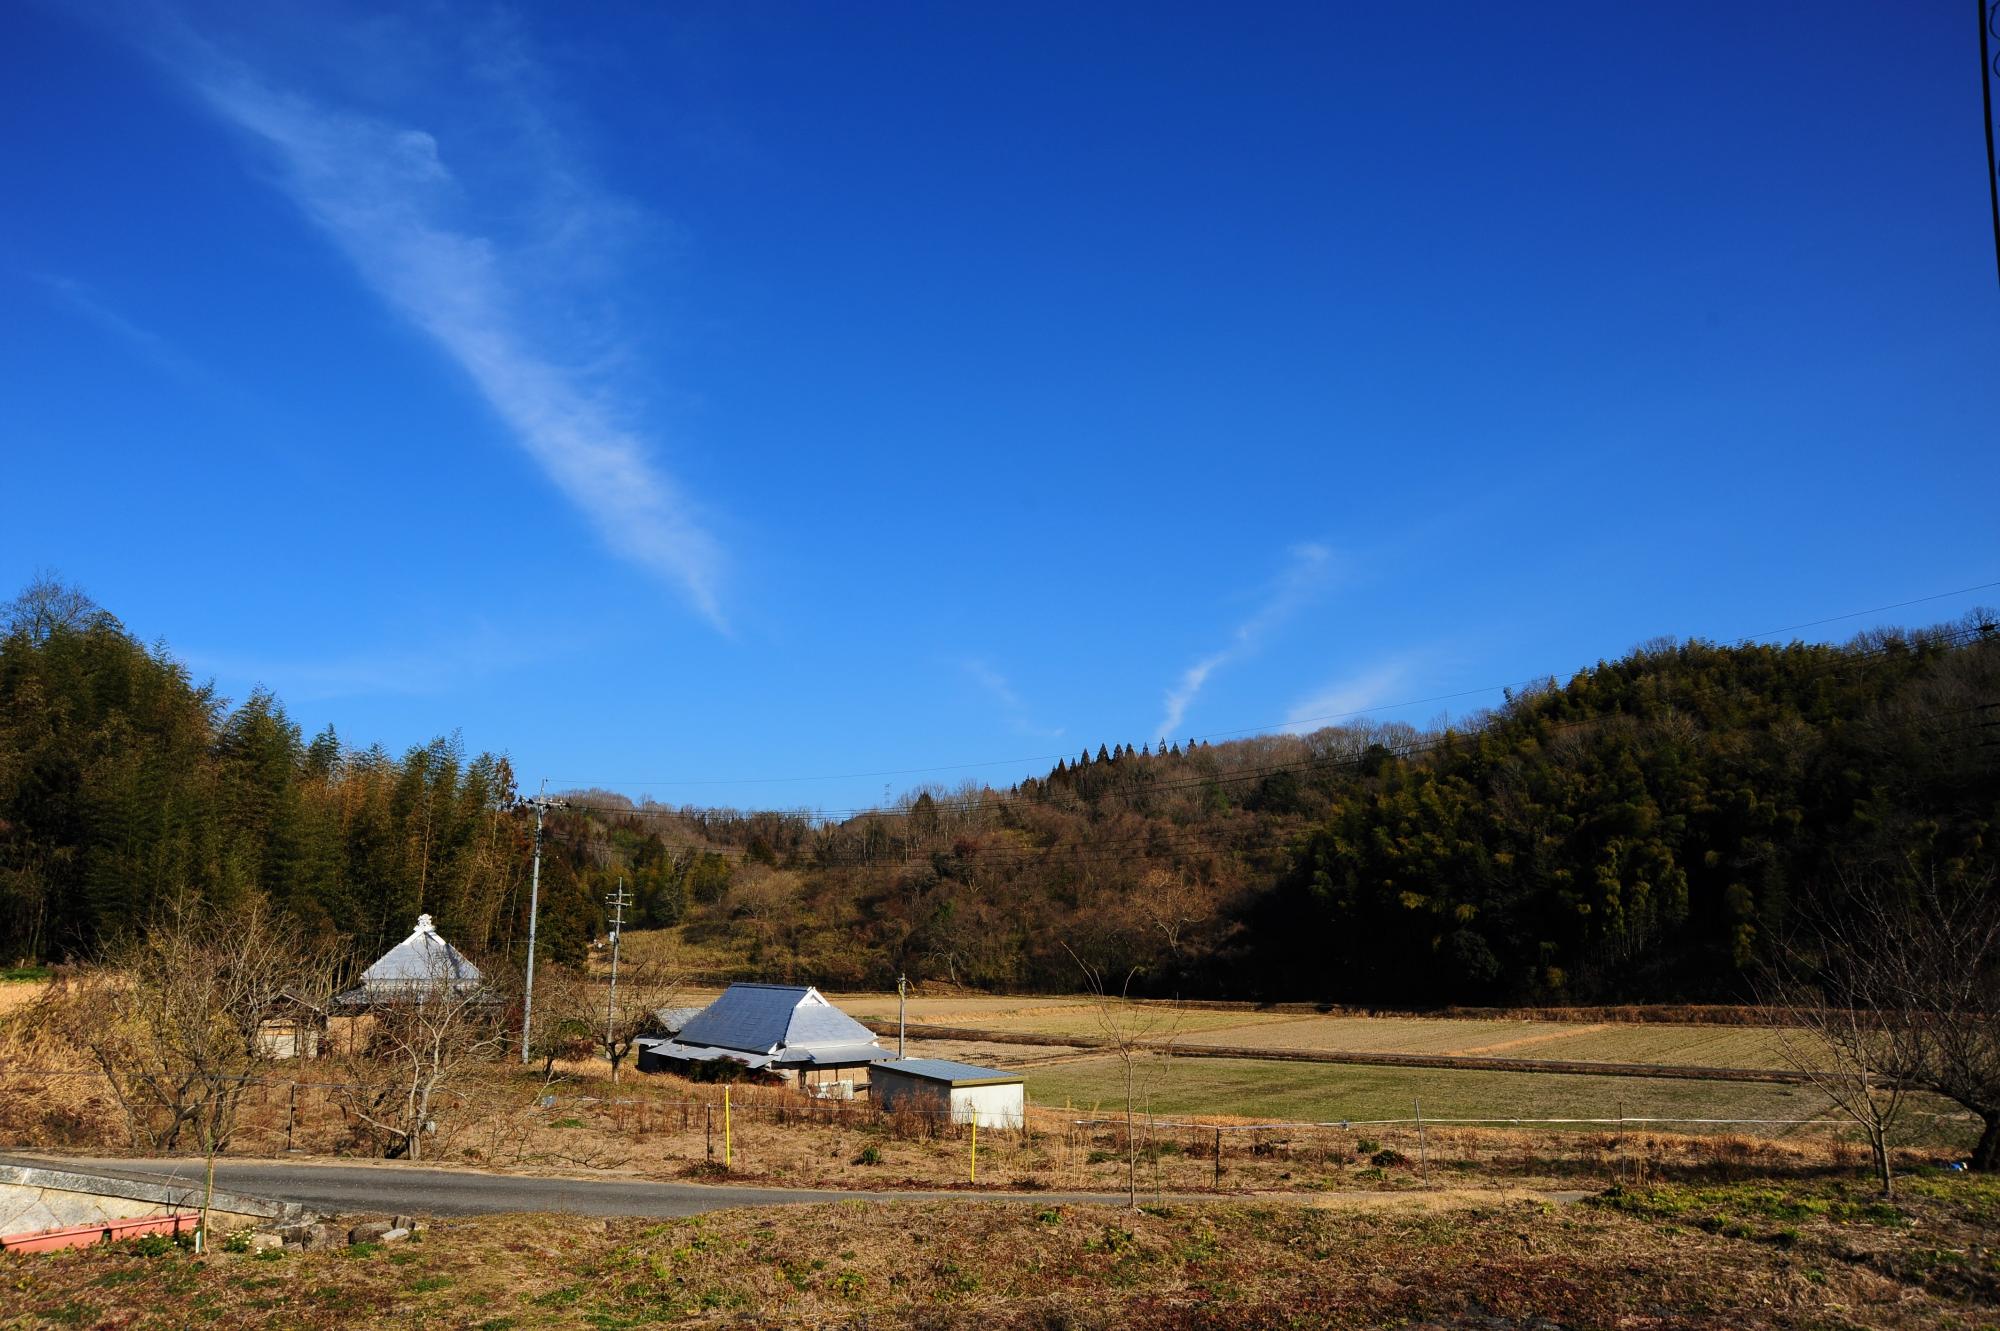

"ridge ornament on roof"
[335, 914, 484, 1007]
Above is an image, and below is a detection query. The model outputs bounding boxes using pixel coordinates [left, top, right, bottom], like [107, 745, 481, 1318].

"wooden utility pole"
[605, 878, 631, 1081]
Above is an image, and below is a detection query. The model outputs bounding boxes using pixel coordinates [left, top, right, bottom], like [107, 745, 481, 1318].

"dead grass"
[2, 1010, 1970, 1198]
[846, 996, 1803, 1070]
[8, 1176, 1997, 1329]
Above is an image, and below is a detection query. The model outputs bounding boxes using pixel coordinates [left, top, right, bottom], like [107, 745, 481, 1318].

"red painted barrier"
[0, 1211, 200, 1254]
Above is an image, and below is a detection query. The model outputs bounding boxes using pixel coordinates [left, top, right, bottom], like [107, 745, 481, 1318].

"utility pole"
[605, 877, 631, 1081]
[897, 973, 908, 1058]
[520, 783, 568, 1064]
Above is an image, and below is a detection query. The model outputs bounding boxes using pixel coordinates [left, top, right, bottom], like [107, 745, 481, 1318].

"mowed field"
[826, 991, 1986, 1146]
[827, 993, 1797, 1071]
[1016, 1051, 1843, 1134]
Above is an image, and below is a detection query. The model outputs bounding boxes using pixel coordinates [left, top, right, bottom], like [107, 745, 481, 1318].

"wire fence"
[5, 1062, 1977, 1191]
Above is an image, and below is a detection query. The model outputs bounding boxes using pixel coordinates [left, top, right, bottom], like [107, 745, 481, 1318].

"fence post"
[970, 1106, 978, 1184]
[706, 1104, 714, 1161]
[1416, 1099, 1427, 1180]
[724, 1086, 732, 1168]
[285, 1083, 298, 1154]
[1214, 1126, 1222, 1189]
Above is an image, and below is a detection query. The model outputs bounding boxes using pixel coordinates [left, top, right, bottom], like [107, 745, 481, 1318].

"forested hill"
[1, 576, 1994, 1005]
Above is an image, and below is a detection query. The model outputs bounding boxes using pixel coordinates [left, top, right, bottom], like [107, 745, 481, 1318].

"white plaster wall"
[950, 1083, 1024, 1129]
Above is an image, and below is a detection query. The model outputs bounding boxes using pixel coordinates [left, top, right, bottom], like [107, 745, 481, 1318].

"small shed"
[255, 992, 327, 1059]
[871, 1059, 1025, 1128]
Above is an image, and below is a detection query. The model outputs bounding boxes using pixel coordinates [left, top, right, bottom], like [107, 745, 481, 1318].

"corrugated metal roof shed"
[874, 1058, 1024, 1087]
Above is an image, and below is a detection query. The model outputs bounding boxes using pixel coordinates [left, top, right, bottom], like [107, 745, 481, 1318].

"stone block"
[347, 1220, 393, 1245]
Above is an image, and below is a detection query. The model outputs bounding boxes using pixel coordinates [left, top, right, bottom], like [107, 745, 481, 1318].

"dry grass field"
[1, 968, 1971, 1197]
[6, 1174, 1996, 1329]
[829, 992, 1800, 1071]
[1023, 1051, 1832, 1128]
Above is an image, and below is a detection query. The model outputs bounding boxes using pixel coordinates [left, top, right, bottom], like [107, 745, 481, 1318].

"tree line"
[2, 576, 1994, 1015]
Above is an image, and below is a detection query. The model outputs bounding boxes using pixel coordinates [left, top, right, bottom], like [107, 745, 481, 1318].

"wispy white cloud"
[151, 28, 727, 625]
[963, 659, 1065, 738]
[1157, 542, 1336, 738]
[1281, 661, 1414, 734]
[32, 273, 208, 384]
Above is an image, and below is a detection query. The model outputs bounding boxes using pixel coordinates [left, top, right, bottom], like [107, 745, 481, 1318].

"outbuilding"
[870, 1058, 1025, 1128]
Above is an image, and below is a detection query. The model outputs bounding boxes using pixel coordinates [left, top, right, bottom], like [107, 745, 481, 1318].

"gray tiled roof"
[358, 915, 481, 987]
[674, 983, 880, 1056]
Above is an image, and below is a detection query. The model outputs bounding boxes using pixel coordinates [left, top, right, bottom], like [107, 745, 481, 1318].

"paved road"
[15, 1156, 1142, 1220]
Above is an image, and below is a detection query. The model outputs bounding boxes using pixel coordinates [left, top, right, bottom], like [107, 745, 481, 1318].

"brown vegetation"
[6, 1174, 1996, 1328]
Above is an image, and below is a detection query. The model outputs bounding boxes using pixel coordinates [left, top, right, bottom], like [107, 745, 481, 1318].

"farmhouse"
[871, 1058, 1025, 1128]
[635, 983, 888, 1094]
[332, 914, 483, 1008]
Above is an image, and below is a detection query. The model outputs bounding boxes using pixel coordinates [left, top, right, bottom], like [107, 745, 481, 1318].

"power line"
[544, 618, 1994, 827]
[541, 620, 1994, 872]
[1733, 579, 2000, 642]
[1981, 0, 2000, 287]
[549, 580, 1999, 793]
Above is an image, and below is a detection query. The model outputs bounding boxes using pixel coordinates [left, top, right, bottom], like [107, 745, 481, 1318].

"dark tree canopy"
[2, 578, 1993, 1011]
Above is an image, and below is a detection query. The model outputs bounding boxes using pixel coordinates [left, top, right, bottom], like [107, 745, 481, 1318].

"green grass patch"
[1023, 1052, 1973, 1142]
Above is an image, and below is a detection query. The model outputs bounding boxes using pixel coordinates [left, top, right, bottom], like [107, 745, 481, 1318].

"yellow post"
[970, 1105, 978, 1183]
[724, 1085, 732, 1169]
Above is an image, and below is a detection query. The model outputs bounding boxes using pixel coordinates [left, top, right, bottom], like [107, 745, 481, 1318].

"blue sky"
[4, 1, 1997, 816]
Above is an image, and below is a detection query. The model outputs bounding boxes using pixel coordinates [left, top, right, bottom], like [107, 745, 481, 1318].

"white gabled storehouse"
[870, 1058, 1025, 1128]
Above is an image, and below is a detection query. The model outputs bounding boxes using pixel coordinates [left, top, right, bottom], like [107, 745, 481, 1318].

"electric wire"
[549, 581, 2000, 793]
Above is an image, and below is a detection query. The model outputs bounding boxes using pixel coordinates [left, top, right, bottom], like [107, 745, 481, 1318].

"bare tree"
[1834, 869, 2000, 1171]
[32, 897, 337, 1155]
[599, 957, 682, 1083]
[1767, 960, 1913, 1198]
[508, 960, 599, 1081]
[1133, 867, 1216, 960]
[1062, 942, 1181, 1207]
[330, 952, 505, 1162]
[3, 572, 100, 642]
[1768, 866, 2000, 1192]
[30, 899, 338, 1248]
